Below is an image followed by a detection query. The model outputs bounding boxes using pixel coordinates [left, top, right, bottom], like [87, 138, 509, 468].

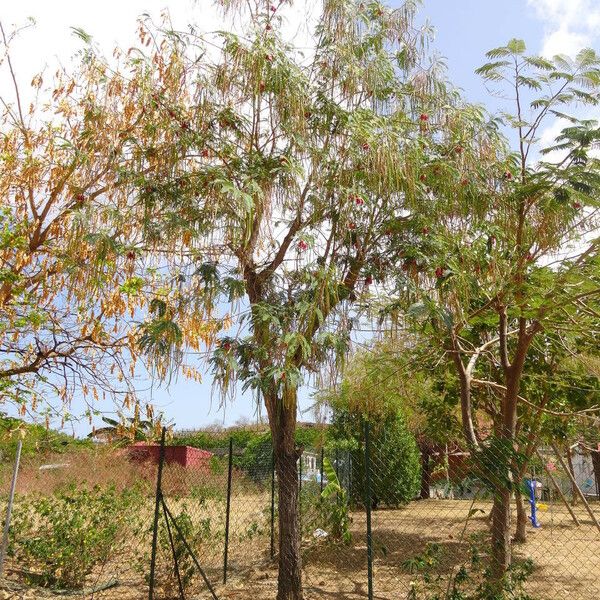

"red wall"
[127, 443, 213, 469]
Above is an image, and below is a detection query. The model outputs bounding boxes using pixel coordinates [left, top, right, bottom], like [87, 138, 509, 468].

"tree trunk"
[566, 446, 578, 506]
[419, 442, 431, 500]
[489, 367, 521, 586]
[264, 388, 303, 600]
[274, 446, 303, 600]
[490, 483, 512, 581]
[591, 449, 600, 501]
[514, 491, 527, 543]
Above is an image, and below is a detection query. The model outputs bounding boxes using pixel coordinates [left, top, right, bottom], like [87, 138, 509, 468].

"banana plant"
[320, 457, 352, 544]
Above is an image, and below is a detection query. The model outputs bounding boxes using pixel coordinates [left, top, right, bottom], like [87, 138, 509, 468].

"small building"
[299, 450, 326, 484]
[127, 442, 213, 470]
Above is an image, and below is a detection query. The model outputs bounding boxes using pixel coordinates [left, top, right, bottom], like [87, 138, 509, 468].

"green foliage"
[320, 341, 461, 446]
[174, 424, 321, 453]
[151, 506, 206, 598]
[404, 534, 535, 599]
[93, 412, 170, 445]
[320, 457, 352, 544]
[8, 484, 143, 590]
[0, 414, 92, 462]
[239, 432, 273, 482]
[175, 425, 323, 483]
[470, 437, 527, 495]
[323, 342, 451, 507]
[190, 482, 225, 505]
[332, 410, 421, 507]
[403, 541, 444, 578]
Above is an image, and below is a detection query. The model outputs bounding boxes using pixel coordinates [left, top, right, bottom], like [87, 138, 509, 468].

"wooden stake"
[550, 443, 600, 534]
[535, 449, 579, 526]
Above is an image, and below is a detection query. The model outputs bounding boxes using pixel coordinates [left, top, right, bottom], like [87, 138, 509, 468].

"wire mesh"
[0, 431, 599, 599]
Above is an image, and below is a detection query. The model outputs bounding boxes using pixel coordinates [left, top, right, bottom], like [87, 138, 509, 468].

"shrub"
[0, 413, 92, 464]
[145, 504, 221, 599]
[239, 433, 273, 482]
[331, 410, 421, 507]
[320, 458, 352, 543]
[8, 484, 143, 589]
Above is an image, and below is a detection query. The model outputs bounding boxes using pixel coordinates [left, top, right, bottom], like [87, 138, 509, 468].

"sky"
[2, 0, 600, 436]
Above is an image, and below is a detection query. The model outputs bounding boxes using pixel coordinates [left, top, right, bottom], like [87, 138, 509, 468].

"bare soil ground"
[2, 490, 599, 600]
[220, 499, 600, 600]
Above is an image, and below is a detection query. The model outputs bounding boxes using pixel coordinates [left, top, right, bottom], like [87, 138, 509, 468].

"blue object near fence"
[525, 478, 541, 528]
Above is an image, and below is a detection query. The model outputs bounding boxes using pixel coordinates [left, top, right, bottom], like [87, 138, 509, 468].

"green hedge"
[330, 410, 421, 507]
[0, 414, 92, 463]
[173, 425, 325, 481]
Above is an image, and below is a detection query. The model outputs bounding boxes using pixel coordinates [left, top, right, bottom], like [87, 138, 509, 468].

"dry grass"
[222, 499, 600, 600]
[0, 447, 157, 495]
[2, 452, 599, 600]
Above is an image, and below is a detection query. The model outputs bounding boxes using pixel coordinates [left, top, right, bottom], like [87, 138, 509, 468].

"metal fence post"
[298, 449, 302, 495]
[223, 437, 233, 584]
[364, 421, 374, 600]
[148, 427, 167, 600]
[320, 447, 325, 493]
[0, 440, 22, 577]
[270, 448, 275, 560]
[334, 448, 339, 480]
[348, 450, 353, 501]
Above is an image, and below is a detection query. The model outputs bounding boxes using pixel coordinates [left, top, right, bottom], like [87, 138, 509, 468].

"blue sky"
[2, 0, 600, 435]
[420, 0, 544, 103]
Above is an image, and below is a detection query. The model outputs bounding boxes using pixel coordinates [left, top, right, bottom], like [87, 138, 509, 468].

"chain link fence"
[0, 426, 599, 599]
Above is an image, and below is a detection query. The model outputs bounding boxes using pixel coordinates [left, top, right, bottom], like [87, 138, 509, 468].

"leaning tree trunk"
[566, 446, 578, 506]
[265, 389, 303, 600]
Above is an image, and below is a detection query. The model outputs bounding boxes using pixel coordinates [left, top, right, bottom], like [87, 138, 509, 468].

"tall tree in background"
[113, 1, 447, 597]
[402, 40, 600, 585]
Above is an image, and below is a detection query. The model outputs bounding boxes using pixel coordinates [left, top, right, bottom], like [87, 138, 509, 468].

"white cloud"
[527, 0, 600, 56]
[0, 0, 205, 106]
[526, 0, 600, 156]
[540, 27, 589, 58]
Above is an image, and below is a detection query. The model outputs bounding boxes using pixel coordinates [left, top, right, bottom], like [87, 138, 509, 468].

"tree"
[0, 22, 213, 425]
[0, 22, 142, 419]
[324, 343, 430, 506]
[401, 40, 600, 584]
[319, 338, 462, 501]
[88, 412, 172, 444]
[114, 2, 443, 597]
